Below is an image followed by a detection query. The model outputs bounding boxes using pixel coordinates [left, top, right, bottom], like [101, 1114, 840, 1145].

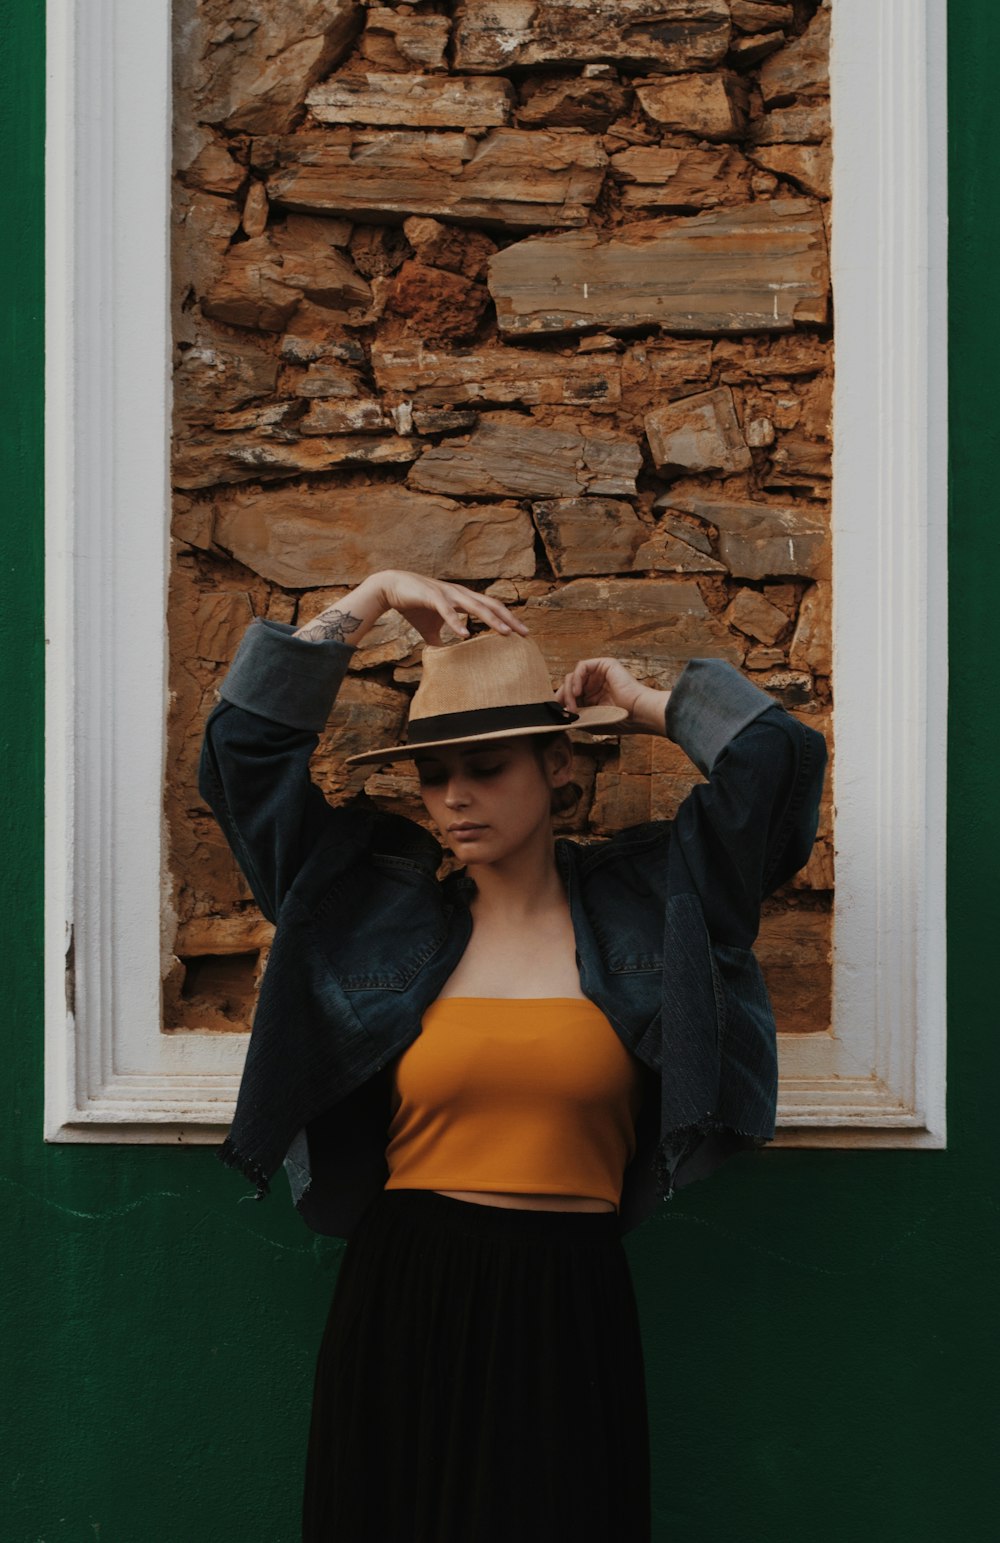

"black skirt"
[302, 1187, 651, 1543]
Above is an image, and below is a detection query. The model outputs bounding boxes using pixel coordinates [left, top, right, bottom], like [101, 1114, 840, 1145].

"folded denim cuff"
[666, 658, 780, 777]
[217, 618, 356, 733]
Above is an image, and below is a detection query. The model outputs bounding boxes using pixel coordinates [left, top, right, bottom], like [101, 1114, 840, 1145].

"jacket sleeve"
[197, 617, 372, 925]
[665, 658, 828, 949]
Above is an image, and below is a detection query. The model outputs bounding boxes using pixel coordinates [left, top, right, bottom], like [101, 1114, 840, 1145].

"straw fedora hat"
[345, 628, 629, 767]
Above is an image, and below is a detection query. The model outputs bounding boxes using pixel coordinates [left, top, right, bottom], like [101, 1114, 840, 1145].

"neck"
[463, 828, 566, 922]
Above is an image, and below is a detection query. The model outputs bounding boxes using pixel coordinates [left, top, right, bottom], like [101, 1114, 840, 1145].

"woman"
[198, 567, 828, 1543]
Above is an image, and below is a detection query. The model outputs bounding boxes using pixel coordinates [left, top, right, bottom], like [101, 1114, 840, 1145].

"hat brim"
[344, 705, 630, 767]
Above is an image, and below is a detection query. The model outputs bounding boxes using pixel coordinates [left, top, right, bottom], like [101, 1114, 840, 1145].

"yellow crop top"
[383, 997, 644, 1211]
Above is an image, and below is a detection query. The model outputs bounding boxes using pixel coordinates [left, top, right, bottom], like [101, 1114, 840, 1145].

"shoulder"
[563, 819, 672, 886]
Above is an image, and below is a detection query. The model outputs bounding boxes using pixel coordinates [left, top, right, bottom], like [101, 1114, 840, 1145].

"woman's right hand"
[374, 570, 530, 647]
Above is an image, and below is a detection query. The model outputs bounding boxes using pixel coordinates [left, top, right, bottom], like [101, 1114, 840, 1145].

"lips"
[449, 824, 487, 835]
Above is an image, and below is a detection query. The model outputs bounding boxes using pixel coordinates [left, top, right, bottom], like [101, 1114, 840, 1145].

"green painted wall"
[3, 4, 994, 1538]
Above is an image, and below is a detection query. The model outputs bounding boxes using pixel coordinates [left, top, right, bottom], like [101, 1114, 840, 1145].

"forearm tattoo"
[296, 607, 364, 643]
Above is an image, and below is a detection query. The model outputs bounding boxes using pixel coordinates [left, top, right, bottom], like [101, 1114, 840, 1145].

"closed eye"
[418, 764, 504, 786]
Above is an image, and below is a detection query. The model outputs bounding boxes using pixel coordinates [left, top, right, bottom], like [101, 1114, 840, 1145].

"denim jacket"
[198, 618, 828, 1238]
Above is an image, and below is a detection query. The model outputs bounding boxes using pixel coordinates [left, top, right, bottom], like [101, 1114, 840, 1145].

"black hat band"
[405, 700, 580, 745]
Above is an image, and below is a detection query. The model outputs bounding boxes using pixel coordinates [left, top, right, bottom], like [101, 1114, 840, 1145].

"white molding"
[787, 0, 948, 1147]
[45, 0, 948, 1148]
[45, 0, 248, 1143]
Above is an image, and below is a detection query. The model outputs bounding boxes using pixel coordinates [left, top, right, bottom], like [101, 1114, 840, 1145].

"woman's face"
[413, 737, 573, 862]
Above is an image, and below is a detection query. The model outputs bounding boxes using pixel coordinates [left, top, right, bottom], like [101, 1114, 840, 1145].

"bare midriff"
[432, 1189, 615, 1212]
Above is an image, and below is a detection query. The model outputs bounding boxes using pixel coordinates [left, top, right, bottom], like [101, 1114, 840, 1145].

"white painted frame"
[45, 0, 248, 1144]
[44, 0, 948, 1151]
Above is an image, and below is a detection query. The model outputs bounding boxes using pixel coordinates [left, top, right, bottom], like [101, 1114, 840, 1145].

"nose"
[438, 769, 476, 807]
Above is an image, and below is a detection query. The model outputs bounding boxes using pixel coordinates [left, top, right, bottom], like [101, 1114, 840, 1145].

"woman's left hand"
[555, 656, 654, 731]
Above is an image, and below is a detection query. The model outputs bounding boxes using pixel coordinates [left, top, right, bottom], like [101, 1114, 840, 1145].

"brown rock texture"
[384, 261, 490, 342]
[357, 9, 451, 72]
[660, 493, 830, 579]
[306, 73, 515, 129]
[610, 145, 753, 210]
[451, 0, 733, 74]
[408, 418, 643, 499]
[645, 387, 752, 476]
[261, 129, 608, 230]
[635, 74, 745, 139]
[532, 498, 650, 576]
[211, 485, 537, 588]
[372, 340, 622, 408]
[167, 0, 834, 1033]
[488, 201, 830, 336]
[173, 0, 363, 138]
[516, 73, 628, 131]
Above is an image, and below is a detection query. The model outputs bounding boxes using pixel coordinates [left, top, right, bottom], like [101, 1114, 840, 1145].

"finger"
[439, 600, 470, 637]
[444, 585, 529, 635]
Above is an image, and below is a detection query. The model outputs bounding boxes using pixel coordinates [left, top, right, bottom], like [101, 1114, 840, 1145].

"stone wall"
[166, 0, 833, 1038]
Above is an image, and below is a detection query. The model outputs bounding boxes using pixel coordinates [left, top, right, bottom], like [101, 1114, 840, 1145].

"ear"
[542, 734, 575, 787]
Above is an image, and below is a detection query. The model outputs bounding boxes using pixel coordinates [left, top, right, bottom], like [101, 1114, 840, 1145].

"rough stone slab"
[172, 0, 363, 136]
[714, 332, 829, 379]
[177, 129, 245, 195]
[412, 408, 480, 434]
[516, 74, 628, 131]
[764, 435, 830, 497]
[532, 498, 649, 576]
[750, 103, 829, 144]
[211, 402, 302, 435]
[621, 340, 713, 392]
[731, 1, 792, 30]
[632, 530, 726, 571]
[176, 914, 275, 957]
[662, 493, 829, 578]
[610, 145, 752, 209]
[385, 261, 491, 342]
[202, 232, 371, 331]
[590, 731, 708, 829]
[201, 245, 302, 332]
[749, 143, 830, 198]
[371, 340, 622, 407]
[408, 418, 642, 498]
[452, 0, 732, 75]
[173, 433, 422, 488]
[759, 5, 829, 104]
[645, 386, 752, 475]
[173, 333, 280, 430]
[359, 8, 451, 70]
[729, 30, 785, 67]
[172, 496, 216, 551]
[263, 128, 607, 230]
[170, 585, 256, 666]
[292, 359, 370, 398]
[402, 217, 498, 280]
[306, 73, 515, 128]
[298, 399, 393, 434]
[658, 510, 715, 554]
[789, 578, 831, 674]
[211, 485, 537, 587]
[755, 907, 831, 1026]
[724, 587, 789, 643]
[488, 199, 829, 335]
[519, 577, 744, 690]
[635, 74, 743, 139]
[241, 180, 270, 238]
[172, 188, 242, 344]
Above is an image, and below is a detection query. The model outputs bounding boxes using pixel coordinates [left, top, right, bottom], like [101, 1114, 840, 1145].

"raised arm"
[198, 570, 529, 923]
[555, 653, 827, 948]
[197, 575, 387, 924]
[664, 659, 828, 948]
